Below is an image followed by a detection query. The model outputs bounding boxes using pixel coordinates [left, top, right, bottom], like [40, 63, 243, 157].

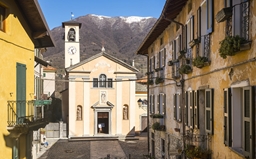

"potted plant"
[178, 50, 186, 59]
[219, 35, 247, 59]
[185, 145, 212, 159]
[151, 122, 166, 131]
[155, 77, 164, 84]
[189, 38, 200, 48]
[179, 64, 192, 74]
[147, 79, 154, 85]
[193, 56, 208, 68]
[150, 113, 164, 118]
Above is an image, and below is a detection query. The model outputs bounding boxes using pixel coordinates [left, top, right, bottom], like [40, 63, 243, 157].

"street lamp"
[137, 98, 143, 107]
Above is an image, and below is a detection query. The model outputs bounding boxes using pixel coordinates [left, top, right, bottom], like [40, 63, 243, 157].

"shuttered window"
[173, 94, 177, 120]
[205, 89, 214, 134]
[16, 63, 26, 120]
[153, 94, 155, 114]
[242, 87, 253, 157]
[223, 88, 231, 146]
[189, 91, 194, 128]
[185, 91, 188, 126]
[194, 90, 199, 129]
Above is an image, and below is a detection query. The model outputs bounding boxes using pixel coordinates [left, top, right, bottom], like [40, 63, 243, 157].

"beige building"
[61, 20, 148, 138]
[137, 0, 256, 159]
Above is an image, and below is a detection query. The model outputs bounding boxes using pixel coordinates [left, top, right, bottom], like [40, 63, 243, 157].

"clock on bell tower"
[62, 20, 82, 68]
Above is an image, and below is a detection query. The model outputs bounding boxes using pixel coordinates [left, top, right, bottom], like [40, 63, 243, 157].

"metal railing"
[203, 34, 211, 59]
[7, 100, 44, 127]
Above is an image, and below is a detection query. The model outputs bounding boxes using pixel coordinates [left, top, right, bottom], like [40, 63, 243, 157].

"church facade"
[61, 20, 142, 138]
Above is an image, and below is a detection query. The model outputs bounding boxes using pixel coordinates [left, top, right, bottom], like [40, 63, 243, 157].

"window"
[0, 5, 6, 31]
[93, 74, 113, 88]
[223, 86, 254, 158]
[158, 93, 166, 115]
[93, 78, 98, 87]
[205, 89, 213, 135]
[197, 0, 213, 58]
[159, 48, 166, 68]
[173, 93, 181, 121]
[107, 78, 112, 88]
[226, 0, 249, 40]
[160, 37, 163, 46]
[188, 90, 194, 128]
[149, 94, 155, 114]
[171, 38, 181, 78]
[187, 16, 194, 45]
[161, 139, 165, 159]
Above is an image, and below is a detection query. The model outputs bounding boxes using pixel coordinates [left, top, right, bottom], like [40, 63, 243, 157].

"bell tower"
[62, 20, 82, 68]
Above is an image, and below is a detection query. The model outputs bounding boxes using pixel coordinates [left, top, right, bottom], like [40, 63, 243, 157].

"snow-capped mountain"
[44, 14, 157, 69]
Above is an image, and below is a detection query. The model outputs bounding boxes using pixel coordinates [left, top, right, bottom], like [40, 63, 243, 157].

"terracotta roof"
[136, 0, 187, 55]
[16, 0, 55, 48]
[43, 65, 57, 72]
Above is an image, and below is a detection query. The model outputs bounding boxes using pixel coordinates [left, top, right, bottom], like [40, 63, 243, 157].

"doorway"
[97, 112, 109, 134]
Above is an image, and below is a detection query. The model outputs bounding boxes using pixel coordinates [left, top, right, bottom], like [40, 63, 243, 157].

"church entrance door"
[97, 112, 109, 134]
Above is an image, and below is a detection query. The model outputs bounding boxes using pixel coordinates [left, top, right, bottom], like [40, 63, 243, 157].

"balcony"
[7, 100, 51, 135]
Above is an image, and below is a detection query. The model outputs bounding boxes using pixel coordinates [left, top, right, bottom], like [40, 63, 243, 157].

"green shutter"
[242, 87, 255, 158]
[182, 24, 187, 51]
[16, 63, 26, 122]
[185, 91, 188, 126]
[205, 88, 214, 134]
[194, 90, 199, 129]
[224, 88, 231, 146]
[189, 91, 194, 128]
[173, 94, 177, 120]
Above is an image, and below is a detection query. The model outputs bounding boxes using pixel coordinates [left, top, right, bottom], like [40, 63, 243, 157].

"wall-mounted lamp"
[137, 98, 143, 107]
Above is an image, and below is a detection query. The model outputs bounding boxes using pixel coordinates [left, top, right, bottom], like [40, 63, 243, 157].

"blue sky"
[38, 0, 166, 30]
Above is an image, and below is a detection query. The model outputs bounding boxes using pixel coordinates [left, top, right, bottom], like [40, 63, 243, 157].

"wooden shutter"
[189, 91, 194, 128]
[163, 94, 166, 115]
[153, 94, 155, 114]
[178, 93, 182, 122]
[173, 94, 177, 120]
[197, 7, 201, 40]
[206, 0, 214, 34]
[185, 91, 188, 126]
[153, 56, 155, 70]
[172, 40, 176, 60]
[242, 87, 255, 158]
[163, 48, 166, 67]
[205, 88, 214, 134]
[157, 52, 160, 69]
[149, 58, 152, 72]
[16, 63, 26, 120]
[194, 90, 199, 129]
[158, 94, 160, 114]
[224, 88, 231, 146]
[182, 25, 187, 51]
[191, 16, 194, 41]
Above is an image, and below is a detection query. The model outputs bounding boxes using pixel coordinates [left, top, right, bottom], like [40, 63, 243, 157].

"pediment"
[91, 101, 114, 109]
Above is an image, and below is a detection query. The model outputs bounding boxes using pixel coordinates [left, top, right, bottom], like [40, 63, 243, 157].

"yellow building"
[137, 0, 255, 158]
[0, 0, 54, 158]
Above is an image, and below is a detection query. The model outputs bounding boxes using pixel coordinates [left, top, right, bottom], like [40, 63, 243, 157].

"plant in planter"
[185, 145, 212, 159]
[189, 38, 200, 48]
[150, 113, 164, 118]
[178, 50, 186, 59]
[219, 35, 247, 59]
[193, 56, 208, 68]
[155, 77, 164, 84]
[147, 79, 154, 85]
[179, 64, 192, 74]
[151, 122, 165, 131]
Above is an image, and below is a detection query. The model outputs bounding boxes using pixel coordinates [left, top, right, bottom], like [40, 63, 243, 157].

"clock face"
[68, 46, 77, 55]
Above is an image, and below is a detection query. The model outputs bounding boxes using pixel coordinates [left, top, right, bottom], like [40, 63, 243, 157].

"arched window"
[68, 28, 76, 41]
[76, 105, 82, 120]
[99, 74, 106, 87]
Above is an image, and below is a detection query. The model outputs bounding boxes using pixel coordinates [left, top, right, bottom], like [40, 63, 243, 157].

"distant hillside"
[44, 14, 157, 77]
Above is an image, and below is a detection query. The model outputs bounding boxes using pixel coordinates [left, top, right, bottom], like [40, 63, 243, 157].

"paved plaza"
[37, 133, 148, 159]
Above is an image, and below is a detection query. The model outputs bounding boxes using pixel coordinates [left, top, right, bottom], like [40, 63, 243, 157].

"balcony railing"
[203, 34, 211, 59]
[226, 1, 250, 40]
[7, 100, 47, 128]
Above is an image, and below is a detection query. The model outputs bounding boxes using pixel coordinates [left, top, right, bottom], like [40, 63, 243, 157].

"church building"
[61, 20, 142, 138]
